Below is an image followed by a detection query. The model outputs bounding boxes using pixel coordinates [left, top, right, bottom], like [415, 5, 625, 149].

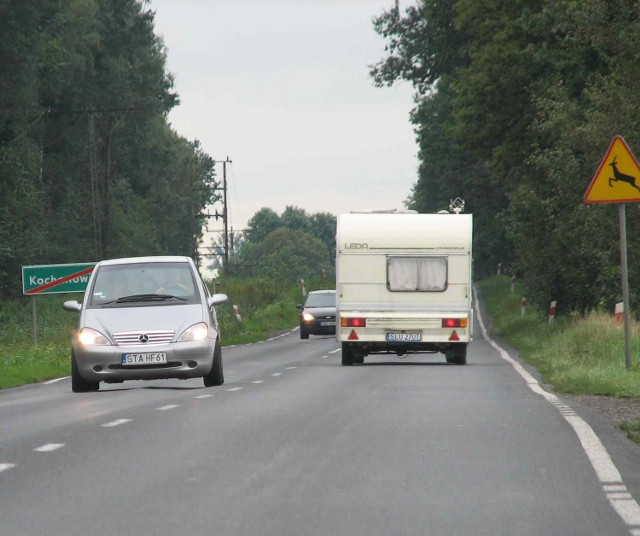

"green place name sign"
[22, 263, 96, 295]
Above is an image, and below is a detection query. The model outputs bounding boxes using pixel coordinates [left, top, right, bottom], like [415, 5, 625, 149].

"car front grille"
[112, 330, 175, 346]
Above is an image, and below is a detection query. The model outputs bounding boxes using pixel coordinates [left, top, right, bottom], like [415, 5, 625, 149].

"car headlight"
[302, 312, 315, 322]
[78, 327, 111, 346]
[178, 322, 210, 342]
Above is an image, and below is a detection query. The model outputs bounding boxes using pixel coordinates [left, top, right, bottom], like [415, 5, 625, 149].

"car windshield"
[89, 262, 198, 306]
[305, 292, 335, 308]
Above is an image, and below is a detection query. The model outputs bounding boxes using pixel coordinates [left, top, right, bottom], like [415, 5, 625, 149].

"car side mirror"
[208, 293, 228, 307]
[63, 300, 82, 312]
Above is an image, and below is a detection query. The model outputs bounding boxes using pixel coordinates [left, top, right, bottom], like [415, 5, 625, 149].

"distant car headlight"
[78, 327, 111, 346]
[178, 322, 210, 342]
[301, 312, 315, 322]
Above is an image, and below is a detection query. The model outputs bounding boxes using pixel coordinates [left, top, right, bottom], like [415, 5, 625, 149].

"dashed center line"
[156, 404, 179, 411]
[0, 463, 16, 473]
[101, 419, 132, 428]
[252, 380, 265, 384]
[329, 348, 341, 354]
[271, 373, 282, 377]
[226, 387, 242, 392]
[285, 366, 296, 370]
[34, 443, 64, 453]
[195, 394, 214, 399]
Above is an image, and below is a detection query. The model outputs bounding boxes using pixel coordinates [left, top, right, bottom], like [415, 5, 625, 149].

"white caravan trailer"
[336, 211, 473, 365]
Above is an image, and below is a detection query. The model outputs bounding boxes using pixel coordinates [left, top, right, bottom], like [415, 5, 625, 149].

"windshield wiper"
[113, 294, 187, 303]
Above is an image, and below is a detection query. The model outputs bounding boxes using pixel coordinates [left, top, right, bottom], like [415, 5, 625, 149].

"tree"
[247, 227, 332, 282]
[244, 208, 281, 244]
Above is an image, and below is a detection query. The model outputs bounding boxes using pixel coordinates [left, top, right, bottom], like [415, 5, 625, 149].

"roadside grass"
[479, 275, 640, 442]
[0, 277, 328, 389]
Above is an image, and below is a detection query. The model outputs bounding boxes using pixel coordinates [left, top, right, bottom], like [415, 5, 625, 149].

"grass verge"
[479, 275, 640, 443]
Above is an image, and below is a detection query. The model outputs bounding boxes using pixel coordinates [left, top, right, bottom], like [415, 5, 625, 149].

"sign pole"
[619, 203, 632, 369]
[32, 296, 38, 347]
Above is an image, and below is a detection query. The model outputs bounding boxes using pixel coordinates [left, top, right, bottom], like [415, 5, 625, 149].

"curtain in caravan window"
[387, 257, 419, 291]
[417, 256, 447, 291]
[387, 256, 448, 292]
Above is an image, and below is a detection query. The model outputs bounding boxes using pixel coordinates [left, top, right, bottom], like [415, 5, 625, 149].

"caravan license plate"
[121, 353, 167, 366]
[386, 331, 422, 342]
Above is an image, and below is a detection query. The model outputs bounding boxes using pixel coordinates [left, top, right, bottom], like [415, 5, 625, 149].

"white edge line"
[474, 286, 640, 530]
[0, 463, 16, 473]
[43, 377, 69, 385]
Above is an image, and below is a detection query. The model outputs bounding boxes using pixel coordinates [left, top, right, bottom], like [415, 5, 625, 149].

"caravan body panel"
[336, 212, 473, 363]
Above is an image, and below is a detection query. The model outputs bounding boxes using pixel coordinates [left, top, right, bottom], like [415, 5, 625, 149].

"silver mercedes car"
[63, 256, 228, 392]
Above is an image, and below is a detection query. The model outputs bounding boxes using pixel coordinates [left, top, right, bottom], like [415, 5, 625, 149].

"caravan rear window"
[387, 256, 448, 292]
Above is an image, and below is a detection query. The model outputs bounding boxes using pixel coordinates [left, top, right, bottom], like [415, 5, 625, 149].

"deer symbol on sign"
[608, 156, 640, 191]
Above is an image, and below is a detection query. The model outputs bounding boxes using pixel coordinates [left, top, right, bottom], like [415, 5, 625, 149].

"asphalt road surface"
[2, 300, 640, 536]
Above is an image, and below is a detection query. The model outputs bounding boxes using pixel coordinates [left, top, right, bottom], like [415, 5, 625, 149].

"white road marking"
[226, 387, 242, 392]
[101, 419, 132, 428]
[271, 373, 282, 377]
[252, 381, 265, 384]
[329, 348, 341, 354]
[34, 443, 64, 453]
[43, 377, 69, 385]
[321, 355, 328, 359]
[195, 394, 214, 399]
[292, 326, 300, 332]
[474, 287, 640, 534]
[285, 366, 296, 370]
[0, 464, 16, 473]
[156, 404, 179, 411]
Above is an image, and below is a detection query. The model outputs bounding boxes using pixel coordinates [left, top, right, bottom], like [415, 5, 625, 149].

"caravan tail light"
[341, 317, 367, 328]
[442, 318, 467, 328]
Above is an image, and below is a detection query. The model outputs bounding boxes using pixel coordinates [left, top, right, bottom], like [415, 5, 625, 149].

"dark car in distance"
[297, 289, 336, 339]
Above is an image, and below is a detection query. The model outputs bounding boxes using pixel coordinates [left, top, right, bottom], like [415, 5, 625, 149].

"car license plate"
[121, 352, 167, 366]
[385, 331, 422, 342]
[321, 321, 336, 326]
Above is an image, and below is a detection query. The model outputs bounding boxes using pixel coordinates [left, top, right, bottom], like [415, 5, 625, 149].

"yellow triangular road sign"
[585, 136, 640, 203]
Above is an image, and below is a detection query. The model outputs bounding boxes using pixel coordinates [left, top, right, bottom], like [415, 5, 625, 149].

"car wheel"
[300, 327, 310, 340]
[71, 351, 99, 393]
[203, 339, 224, 387]
[341, 342, 354, 366]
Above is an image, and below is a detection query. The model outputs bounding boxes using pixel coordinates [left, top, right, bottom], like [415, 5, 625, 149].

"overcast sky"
[150, 0, 418, 241]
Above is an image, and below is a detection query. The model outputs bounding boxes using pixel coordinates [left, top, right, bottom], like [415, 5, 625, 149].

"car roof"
[96, 256, 193, 267]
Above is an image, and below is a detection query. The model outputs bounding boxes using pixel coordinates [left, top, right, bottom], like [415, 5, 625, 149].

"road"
[2, 303, 640, 535]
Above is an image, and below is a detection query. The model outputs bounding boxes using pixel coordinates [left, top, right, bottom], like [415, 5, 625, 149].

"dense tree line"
[372, 0, 640, 313]
[225, 207, 336, 282]
[0, 0, 217, 298]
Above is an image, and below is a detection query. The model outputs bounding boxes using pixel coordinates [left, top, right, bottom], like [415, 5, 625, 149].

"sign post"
[584, 135, 640, 369]
[21, 263, 95, 346]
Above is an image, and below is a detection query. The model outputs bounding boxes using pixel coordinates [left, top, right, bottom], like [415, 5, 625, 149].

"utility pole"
[222, 156, 230, 270]
[207, 157, 232, 272]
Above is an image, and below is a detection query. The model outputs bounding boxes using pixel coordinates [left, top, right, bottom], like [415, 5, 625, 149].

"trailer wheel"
[446, 346, 467, 365]
[341, 343, 354, 366]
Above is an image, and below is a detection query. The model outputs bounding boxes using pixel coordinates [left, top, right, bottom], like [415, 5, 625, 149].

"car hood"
[82, 303, 206, 336]
[304, 306, 336, 317]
